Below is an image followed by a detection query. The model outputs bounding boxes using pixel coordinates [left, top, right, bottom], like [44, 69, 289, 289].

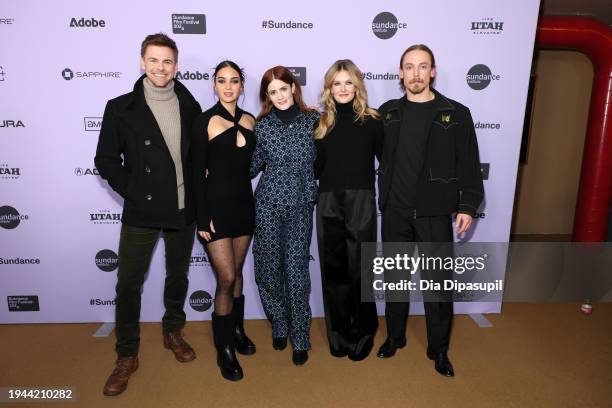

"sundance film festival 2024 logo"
[8, 295, 40, 312]
[189, 290, 213, 312]
[0, 164, 20, 180]
[95, 249, 119, 272]
[0, 206, 28, 229]
[466, 64, 500, 90]
[62, 68, 121, 81]
[172, 14, 206, 34]
[372, 12, 406, 39]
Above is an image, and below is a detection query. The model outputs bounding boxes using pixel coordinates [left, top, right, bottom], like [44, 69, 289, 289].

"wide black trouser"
[317, 190, 379, 351]
[381, 205, 453, 354]
[115, 211, 196, 357]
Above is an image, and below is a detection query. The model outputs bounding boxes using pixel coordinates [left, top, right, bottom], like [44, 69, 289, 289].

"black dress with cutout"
[192, 102, 255, 242]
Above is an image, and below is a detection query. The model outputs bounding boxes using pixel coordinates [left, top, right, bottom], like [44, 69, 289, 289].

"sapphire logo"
[0, 206, 28, 229]
[62, 68, 74, 80]
[466, 64, 500, 90]
[0, 120, 25, 128]
[95, 249, 119, 272]
[8, 295, 40, 312]
[90, 210, 121, 225]
[480, 163, 490, 180]
[471, 18, 504, 35]
[0, 164, 20, 180]
[75, 167, 99, 176]
[372, 12, 406, 39]
[172, 14, 206, 34]
[62, 68, 121, 80]
[189, 290, 213, 312]
[0, 18, 15, 25]
[175, 70, 209, 81]
[287, 67, 306, 86]
[84, 117, 102, 131]
[69, 17, 106, 28]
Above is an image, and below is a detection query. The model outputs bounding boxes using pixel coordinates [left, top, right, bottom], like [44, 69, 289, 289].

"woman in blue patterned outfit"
[250, 66, 319, 366]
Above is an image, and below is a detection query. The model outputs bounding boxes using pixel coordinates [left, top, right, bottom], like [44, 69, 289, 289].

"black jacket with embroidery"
[377, 88, 484, 217]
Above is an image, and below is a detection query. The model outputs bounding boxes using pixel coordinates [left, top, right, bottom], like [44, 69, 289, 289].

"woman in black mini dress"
[192, 60, 255, 381]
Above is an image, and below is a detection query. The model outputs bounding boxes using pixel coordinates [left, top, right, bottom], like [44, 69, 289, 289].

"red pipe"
[536, 16, 612, 242]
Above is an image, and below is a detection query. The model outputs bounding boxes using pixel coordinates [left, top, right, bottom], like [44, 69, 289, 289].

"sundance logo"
[0, 164, 20, 179]
[372, 12, 407, 39]
[175, 70, 210, 81]
[7, 295, 39, 312]
[363, 72, 400, 81]
[75, 167, 99, 176]
[471, 18, 503, 35]
[95, 249, 118, 272]
[84, 117, 102, 131]
[62, 68, 121, 80]
[172, 14, 206, 34]
[288, 67, 306, 86]
[475, 121, 501, 130]
[69, 17, 106, 28]
[189, 290, 213, 312]
[0, 206, 28, 229]
[90, 210, 121, 225]
[466, 64, 500, 90]
[0, 257, 41, 265]
[0, 120, 25, 128]
[90, 298, 116, 306]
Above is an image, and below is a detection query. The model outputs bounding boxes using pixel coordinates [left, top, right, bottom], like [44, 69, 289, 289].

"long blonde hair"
[314, 59, 379, 140]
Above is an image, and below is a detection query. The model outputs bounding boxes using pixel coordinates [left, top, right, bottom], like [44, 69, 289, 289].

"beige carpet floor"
[1, 303, 610, 408]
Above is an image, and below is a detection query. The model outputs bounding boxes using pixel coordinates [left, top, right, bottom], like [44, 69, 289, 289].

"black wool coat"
[95, 75, 202, 229]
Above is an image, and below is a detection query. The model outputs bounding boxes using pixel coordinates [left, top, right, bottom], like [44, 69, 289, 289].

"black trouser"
[115, 212, 195, 357]
[381, 205, 453, 354]
[317, 190, 379, 350]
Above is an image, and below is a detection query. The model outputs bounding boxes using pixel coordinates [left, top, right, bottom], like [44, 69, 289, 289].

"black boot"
[212, 313, 243, 381]
[233, 295, 256, 355]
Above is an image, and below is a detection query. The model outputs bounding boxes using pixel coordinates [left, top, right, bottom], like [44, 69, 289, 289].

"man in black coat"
[95, 33, 202, 396]
[376, 44, 484, 377]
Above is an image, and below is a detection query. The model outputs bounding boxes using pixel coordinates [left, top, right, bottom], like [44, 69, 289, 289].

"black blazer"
[378, 89, 484, 217]
[95, 75, 202, 229]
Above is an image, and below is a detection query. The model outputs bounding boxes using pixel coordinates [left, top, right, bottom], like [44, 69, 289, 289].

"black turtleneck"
[315, 101, 383, 192]
[274, 102, 300, 124]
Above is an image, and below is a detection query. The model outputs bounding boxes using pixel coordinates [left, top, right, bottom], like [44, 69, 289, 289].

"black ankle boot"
[233, 295, 256, 355]
[212, 313, 243, 381]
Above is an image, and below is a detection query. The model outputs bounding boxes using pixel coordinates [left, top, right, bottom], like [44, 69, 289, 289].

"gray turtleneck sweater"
[143, 78, 185, 210]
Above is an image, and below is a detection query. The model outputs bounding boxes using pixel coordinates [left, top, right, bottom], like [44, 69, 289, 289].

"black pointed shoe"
[292, 350, 308, 366]
[329, 332, 349, 358]
[348, 334, 374, 361]
[427, 351, 455, 377]
[233, 296, 256, 355]
[376, 337, 406, 358]
[212, 313, 243, 381]
[272, 337, 287, 351]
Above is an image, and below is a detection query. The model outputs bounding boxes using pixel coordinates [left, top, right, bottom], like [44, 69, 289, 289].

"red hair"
[257, 66, 315, 119]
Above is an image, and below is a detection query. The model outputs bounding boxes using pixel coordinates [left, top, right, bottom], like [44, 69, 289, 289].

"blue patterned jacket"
[250, 110, 319, 207]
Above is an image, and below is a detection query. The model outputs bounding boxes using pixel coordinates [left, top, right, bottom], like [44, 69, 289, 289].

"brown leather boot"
[163, 331, 196, 362]
[103, 356, 139, 396]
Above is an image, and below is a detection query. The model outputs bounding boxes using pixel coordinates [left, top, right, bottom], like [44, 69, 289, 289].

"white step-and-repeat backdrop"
[0, 0, 540, 323]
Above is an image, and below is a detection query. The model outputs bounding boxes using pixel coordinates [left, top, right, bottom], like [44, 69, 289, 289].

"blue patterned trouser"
[253, 203, 313, 351]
